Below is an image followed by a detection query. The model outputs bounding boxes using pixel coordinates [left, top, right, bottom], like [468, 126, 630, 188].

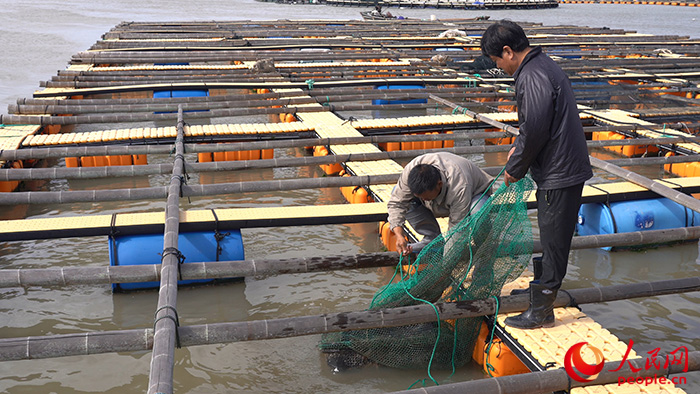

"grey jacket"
[387, 152, 493, 232]
[507, 46, 593, 190]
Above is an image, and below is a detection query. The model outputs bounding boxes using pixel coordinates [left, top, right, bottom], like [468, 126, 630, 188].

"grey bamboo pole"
[0, 124, 656, 162]
[4, 226, 700, 288]
[0, 131, 495, 161]
[389, 352, 700, 394]
[0, 105, 328, 125]
[430, 94, 700, 214]
[148, 106, 185, 394]
[9, 92, 506, 115]
[4, 146, 700, 183]
[0, 145, 512, 181]
[16, 86, 494, 106]
[0, 276, 698, 361]
[0, 173, 401, 205]
[29, 78, 490, 99]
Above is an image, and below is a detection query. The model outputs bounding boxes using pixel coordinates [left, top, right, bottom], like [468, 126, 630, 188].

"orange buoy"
[483, 338, 530, 377]
[81, 156, 95, 167]
[213, 151, 226, 162]
[65, 157, 80, 168]
[198, 153, 213, 163]
[132, 154, 147, 165]
[472, 321, 490, 366]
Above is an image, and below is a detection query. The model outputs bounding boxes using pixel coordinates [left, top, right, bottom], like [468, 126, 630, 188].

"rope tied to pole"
[559, 289, 581, 311]
[305, 79, 314, 90]
[484, 295, 501, 378]
[153, 305, 181, 349]
[160, 247, 186, 280]
[210, 209, 230, 262]
[108, 213, 121, 277]
[170, 174, 186, 197]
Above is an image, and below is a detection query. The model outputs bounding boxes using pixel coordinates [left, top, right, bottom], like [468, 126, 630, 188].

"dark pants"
[536, 182, 585, 290]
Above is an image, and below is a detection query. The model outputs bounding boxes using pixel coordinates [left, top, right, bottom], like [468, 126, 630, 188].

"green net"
[320, 176, 535, 372]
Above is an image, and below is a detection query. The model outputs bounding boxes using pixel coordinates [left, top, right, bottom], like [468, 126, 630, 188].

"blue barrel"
[373, 85, 427, 105]
[577, 198, 700, 250]
[153, 90, 209, 113]
[109, 230, 244, 291]
[153, 89, 208, 99]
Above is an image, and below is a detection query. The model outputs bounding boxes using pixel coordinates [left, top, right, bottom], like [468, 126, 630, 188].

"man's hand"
[504, 170, 520, 186]
[392, 226, 412, 256]
[504, 146, 519, 186]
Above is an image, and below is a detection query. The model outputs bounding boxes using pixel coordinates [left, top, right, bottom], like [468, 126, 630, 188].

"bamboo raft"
[560, 0, 700, 6]
[1, 18, 700, 393]
[258, 0, 560, 10]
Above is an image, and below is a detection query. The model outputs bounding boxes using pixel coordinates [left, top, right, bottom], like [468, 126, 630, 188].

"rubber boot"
[504, 283, 556, 329]
[510, 257, 543, 296]
[510, 286, 529, 296]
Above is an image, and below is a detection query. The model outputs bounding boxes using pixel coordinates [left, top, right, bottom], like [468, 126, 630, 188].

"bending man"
[481, 20, 592, 329]
[387, 152, 493, 256]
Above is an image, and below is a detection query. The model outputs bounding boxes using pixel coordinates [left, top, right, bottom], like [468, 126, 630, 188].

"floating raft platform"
[1, 18, 699, 393]
[262, 0, 560, 10]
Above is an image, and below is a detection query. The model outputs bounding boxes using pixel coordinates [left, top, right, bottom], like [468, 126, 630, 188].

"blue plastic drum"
[577, 198, 700, 250]
[109, 230, 244, 290]
[373, 85, 427, 105]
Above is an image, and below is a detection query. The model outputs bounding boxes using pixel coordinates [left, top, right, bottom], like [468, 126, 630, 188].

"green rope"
[369, 255, 403, 308]
[396, 253, 441, 387]
[305, 79, 315, 90]
[0, 124, 37, 128]
[484, 295, 501, 377]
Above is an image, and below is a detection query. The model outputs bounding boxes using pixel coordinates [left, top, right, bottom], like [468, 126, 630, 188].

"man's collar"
[513, 46, 541, 80]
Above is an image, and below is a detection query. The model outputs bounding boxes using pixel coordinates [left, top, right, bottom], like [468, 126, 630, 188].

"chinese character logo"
[565, 342, 606, 382]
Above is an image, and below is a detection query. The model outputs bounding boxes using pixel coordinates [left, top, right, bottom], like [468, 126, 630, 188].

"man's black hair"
[407, 164, 441, 195]
[480, 20, 530, 58]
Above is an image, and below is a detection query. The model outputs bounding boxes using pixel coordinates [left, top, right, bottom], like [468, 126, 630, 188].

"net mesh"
[320, 176, 535, 371]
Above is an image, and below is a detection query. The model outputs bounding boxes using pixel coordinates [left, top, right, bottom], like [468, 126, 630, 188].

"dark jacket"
[506, 46, 592, 190]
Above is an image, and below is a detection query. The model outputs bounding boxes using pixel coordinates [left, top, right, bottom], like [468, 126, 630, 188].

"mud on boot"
[504, 283, 556, 329]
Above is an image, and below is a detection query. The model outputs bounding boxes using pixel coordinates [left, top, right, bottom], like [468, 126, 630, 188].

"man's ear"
[501, 45, 514, 59]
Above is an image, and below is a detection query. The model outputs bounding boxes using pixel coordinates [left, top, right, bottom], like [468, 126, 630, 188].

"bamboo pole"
[0, 131, 496, 161]
[4, 226, 700, 288]
[9, 92, 507, 115]
[148, 106, 185, 394]
[0, 277, 698, 361]
[0, 173, 400, 205]
[0, 145, 512, 181]
[16, 86, 495, 106]
[4, 146, 700, 183]
[29, 78, 491, 99]
[0, 123, 660, 162]
[389, 351, 700, 394]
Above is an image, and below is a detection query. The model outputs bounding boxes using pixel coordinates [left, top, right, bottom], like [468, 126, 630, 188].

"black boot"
[504, 283, 556, 329]
[510, 257, 543, 296]
[510, 288, 528, 296]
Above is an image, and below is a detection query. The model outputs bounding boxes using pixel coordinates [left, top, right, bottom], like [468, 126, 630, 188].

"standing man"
[387, 152, 493, 257]
[481, 20, 592, 329]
